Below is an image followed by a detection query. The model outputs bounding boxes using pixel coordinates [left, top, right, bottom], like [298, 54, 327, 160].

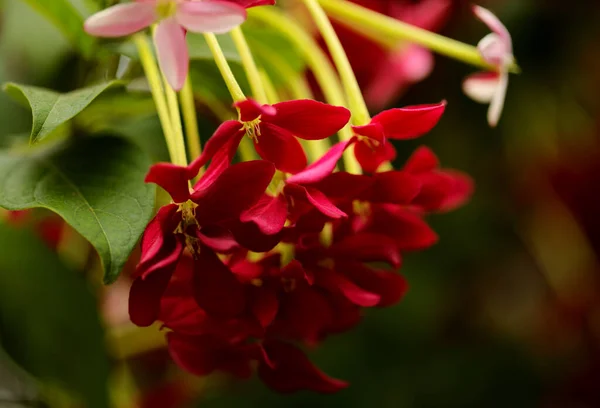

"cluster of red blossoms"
[129, 98, 472, 393]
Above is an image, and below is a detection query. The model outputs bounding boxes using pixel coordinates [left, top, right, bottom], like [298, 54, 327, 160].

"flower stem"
[132, 34, 179, 164]
[230, 27, 268, 103]
[204, 33, 245, 102]
[249, 7, 361, 174]
[179, 77, 202, 162]
[303, 0, 371, 127]
[162, 75, 188, 166]
[318, 0, 520, 74]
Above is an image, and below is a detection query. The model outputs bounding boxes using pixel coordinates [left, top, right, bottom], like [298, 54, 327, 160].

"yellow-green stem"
[318, 0, 520, 74]
[180, 76, 202, 162]
[259, 69, 279, 104]
[249, 7, 360, 174]
[162, 75, 188, 166]
[204, 33, 245, 102]
[230, 27, 268, 103]
[303, 0, 371, 126]
[132, 34, 179, 163]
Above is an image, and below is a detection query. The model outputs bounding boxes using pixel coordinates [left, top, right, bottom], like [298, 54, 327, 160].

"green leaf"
[0, 222, 110, 407]
[3, 81, 122, 144]
[0, 136, 156, 283]
[19, 0, 96, 57]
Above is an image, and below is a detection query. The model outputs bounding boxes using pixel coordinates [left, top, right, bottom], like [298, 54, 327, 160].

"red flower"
[213, 98, 351, 174]
[352, 102, 446, 173]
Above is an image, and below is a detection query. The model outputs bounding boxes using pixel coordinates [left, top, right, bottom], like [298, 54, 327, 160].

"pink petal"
[84, 3, 156, 37]
[478, 33, 510, 66]
[176, 1, 247, 34]
[462, 72, 500, 103]
[472, 5, 512, 50]
[286, 138, 355, 185]
[268, 100, 351, 140]
[154, 18, 189, 91]
[370, 101, 446, 140]
[488, 71, 508, 127]
[259, 341, 348, 393]
[255, 123, 307, 174]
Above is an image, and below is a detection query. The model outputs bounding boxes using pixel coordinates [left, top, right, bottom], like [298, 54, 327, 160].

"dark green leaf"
[3, 81, 122, 144]
[0, 222, 110, 407]
[0, 136, 155, 283]
[19, 0, 96, 57]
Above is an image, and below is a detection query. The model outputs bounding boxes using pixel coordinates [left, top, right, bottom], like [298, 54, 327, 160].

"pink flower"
[462, 5, 514, 127]
[84, 0, 248, 90]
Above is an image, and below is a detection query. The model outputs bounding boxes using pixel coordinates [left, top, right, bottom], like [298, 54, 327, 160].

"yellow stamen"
[155, 1, 177, 19]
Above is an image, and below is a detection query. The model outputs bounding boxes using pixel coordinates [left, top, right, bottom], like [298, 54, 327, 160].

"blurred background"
[2, 0, 600, 406]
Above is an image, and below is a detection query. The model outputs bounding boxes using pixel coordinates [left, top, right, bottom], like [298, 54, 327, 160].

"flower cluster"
[129, 97, 472, 392]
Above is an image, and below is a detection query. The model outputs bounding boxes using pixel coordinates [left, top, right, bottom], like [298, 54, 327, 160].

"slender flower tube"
[84, 0, 248, 90]
[462, 5, 514, 127]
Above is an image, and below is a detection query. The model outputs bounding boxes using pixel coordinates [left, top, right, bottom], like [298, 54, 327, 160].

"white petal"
[462, 72, 500, 103]
[472, 5, 512, 52]
[487, 71, 509, 127]
[84, 3, 156, 37]
[176, 1, 247, 34]
[153, 18, 189, 91]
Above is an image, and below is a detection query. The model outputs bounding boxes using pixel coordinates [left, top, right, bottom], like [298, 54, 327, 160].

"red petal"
[268, 99, 351, 140]
[368, 205, 438, 250]
[286, 138, 355, 185]
[354, 139, 397, 173]
[196, 227, 239, 253]
[403, 146, 440, 173]
[438, 170, 473, 212]
[136, 204, 182, 279]
[351, 122, 384, 142]
[192, 160, 275, 224]
[226, 0, 275, 8]
[255, 123, 307, 174]
[284, 184, 346, 219]
[229, 220, 282, 252]
[240, 194, 288, 235]
[167, 333, 254, 378]
[330, 232, 401, 268]
[364, 170, 422, 204]
[234, 98, 276, 122]
[258, 341, 348, 393]
[251, 286, 279, 328]
[145, 163, 192, 203]
[310, 172, 372, 200]
[333, 272, 381, 307]
[129, 268, 174, 327]
[193, 248, 246, 318]
[341, 262, 408, 308]
[371, 101, 446, 139]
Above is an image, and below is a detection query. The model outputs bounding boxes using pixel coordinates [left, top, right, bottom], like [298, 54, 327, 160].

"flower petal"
[368, 205, 438, 250]
[258, 341, 348, 393]
[370, 101, 446, 140]
[472, 5, 512, 49]
[234, 99, 277, 122]
[192, 160, 275, 224]
[193, 249, 246, 318]
[84, 3, 156, 37]
[341, 262, 409, 308]
[462, 71, 500, 104]
[145, 163, 192, 203]
[176, 0, 247, 34]
[353, 138, 397, 173]
[225, 0, 276, 8]
[286, 138, 355, 185]
[268, 100, 351, 140]
[487, 71, 509, 127]
[365, 171, 422, 205]
[403, 146, 439, 173]
[240, 194, 288, 235]
[129, 267, 175, 327]
[154, 18, 189, 91]
[284, 185, 346, 219]
[255, 123, 307, 174]
[330, 232, 402, 268]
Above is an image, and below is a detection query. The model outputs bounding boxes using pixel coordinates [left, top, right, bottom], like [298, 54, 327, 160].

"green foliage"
[19, 0, 96, 57]
[0, 222, 110, 407]
[3, 81, 123, 144]
[0, 136, 155, 283]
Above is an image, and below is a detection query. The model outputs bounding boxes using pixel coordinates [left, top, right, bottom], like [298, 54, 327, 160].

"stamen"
[155, 1, 177, 19]
[243, 118, 262, 143]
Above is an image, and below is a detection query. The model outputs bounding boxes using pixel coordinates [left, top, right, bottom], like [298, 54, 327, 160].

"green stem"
[180, 76, 202, 162]
[249, 7, 360, 174]
[162, 75, 188, 166]
[318, 0, 520, 74]
[132, 34, 179, 164]
[204, 33, 245, 102]
[303, 0, 371, 126]
[230, 27, 268, 103]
